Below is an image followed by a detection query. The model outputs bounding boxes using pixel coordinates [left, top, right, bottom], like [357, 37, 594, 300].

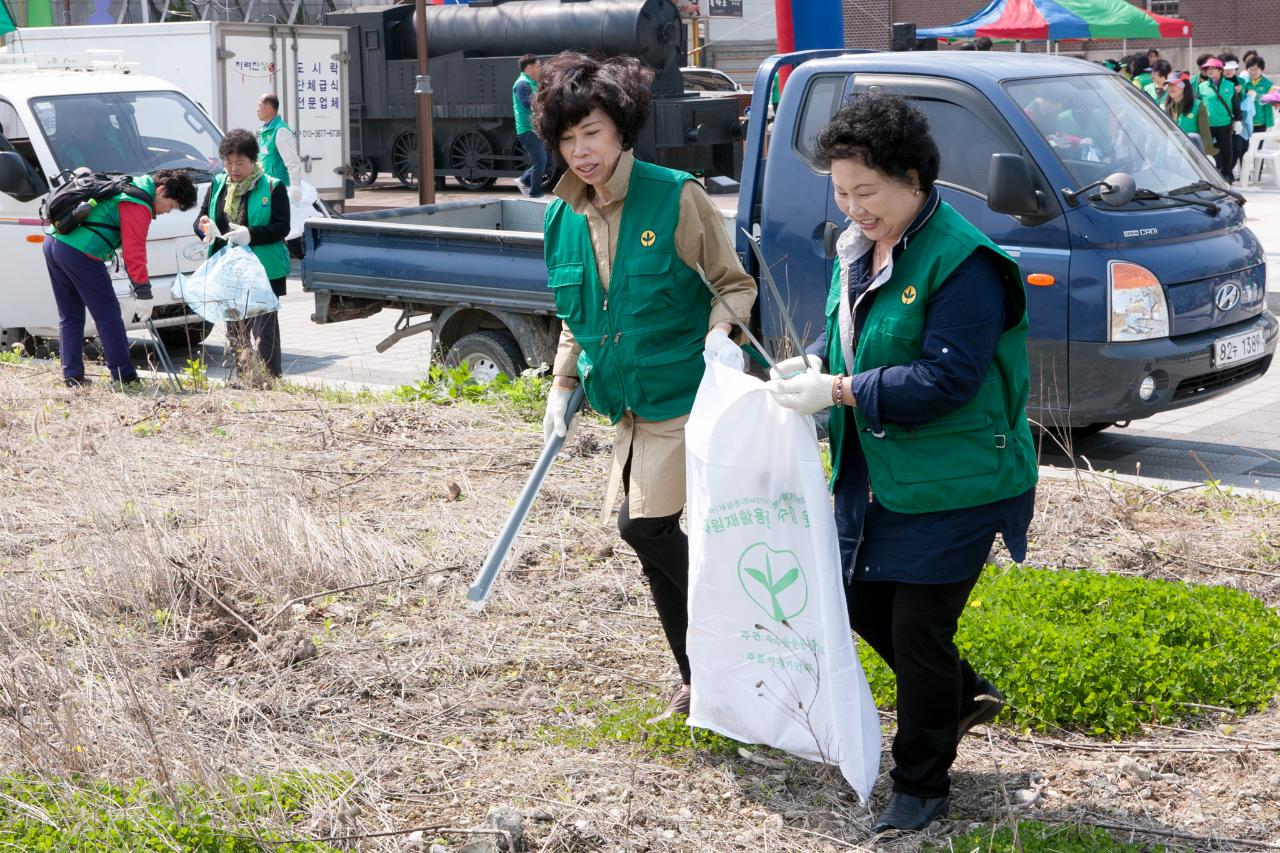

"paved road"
[144, 178, 1280, 493]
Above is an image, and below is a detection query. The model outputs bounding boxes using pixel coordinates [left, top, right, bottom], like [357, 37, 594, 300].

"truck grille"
[1171, 355, 1272, 401]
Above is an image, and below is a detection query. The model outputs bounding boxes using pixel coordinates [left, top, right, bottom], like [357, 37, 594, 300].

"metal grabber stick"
[466, 383, 586, 610]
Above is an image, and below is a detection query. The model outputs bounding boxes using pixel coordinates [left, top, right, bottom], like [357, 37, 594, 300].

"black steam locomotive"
[327, 0, 744, 190]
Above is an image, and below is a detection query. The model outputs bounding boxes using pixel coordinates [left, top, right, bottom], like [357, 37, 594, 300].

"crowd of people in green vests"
[1109, 47, 1275, 183]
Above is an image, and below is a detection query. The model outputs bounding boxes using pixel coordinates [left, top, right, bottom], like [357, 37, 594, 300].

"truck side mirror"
[0, 151, 48, 203]
[987, 153, 1041, 217]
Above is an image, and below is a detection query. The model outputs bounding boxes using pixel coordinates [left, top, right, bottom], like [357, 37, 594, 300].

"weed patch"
[538, 698, 741, 760]
[394, 362, 551, 422]
[926, 820, 1167, 851]
[0, 772, 348, 852]
[860, 565, 1280, 737]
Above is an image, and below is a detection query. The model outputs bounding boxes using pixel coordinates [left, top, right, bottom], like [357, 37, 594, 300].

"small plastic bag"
[174, 245, 280, 324]
[286, 180, 322, 241]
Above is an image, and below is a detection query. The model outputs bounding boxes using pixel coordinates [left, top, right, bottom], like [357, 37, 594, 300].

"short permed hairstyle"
[815, 94, 940, 194]
[218, 128, 259, 161]
[1247, 56, 1266, 71]
[534, 52, 653, 162]
[152, 169, 198, 210]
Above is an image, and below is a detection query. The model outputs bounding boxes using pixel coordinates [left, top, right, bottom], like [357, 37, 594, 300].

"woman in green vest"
[768, 95, 1037, 834]
[1164, 74, 1216, 159]
[194, 128, 291, 378]
[535, 52, 757, 724]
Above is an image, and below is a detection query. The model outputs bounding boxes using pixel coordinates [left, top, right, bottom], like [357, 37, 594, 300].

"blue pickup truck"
[304, 51, 1276, 431]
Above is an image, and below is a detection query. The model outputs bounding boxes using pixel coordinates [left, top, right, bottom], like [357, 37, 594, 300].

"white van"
[0, 53, 217, 349]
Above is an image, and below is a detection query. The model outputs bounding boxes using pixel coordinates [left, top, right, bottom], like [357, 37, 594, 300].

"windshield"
[1006, 74, 1226, 201]
[30, 90, 221, 180]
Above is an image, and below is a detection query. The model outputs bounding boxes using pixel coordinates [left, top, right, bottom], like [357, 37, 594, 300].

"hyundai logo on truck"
[1215, 282, 1241, 312]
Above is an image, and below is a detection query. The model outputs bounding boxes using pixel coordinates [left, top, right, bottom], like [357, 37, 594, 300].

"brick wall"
[846, 0, 1280, 59]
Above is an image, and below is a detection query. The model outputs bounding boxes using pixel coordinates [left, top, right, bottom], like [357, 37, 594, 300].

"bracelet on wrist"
[832, 374, 846, 407]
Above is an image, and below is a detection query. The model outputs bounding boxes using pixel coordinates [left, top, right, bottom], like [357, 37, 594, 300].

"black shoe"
[957, 678, 1005, 744]
[64, 376, 91, 388]
[871, 792, 949, 834]
[645, 683, 691, 724]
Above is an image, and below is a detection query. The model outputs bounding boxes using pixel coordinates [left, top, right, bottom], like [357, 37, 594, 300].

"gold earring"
[914, 189, 920, 196]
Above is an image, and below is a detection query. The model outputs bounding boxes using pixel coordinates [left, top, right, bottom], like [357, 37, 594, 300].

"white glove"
[704, 327, 744, 370]
[1233, 120, 1244, 134]
[769, 354, 823, 381]
[767, 367, 839, 416]
[226, 224, 252, 246]
[542, 385, 581, 444]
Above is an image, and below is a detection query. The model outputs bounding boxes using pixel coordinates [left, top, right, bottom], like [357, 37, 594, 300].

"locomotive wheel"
[351, 156, 377, 187]
[391, 131, 418, 189]
[449, 129, 498, 191]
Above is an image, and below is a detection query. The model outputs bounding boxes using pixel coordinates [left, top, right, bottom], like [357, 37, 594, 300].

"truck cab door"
[848, 75, 1072, 422]
[753, 70, 851, 356]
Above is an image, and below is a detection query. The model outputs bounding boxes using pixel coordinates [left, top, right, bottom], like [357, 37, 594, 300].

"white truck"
[0, 53, 218, 347]
[7, 21, 351, 204]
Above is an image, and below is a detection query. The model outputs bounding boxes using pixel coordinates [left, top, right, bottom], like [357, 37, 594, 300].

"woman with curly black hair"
[534, 52, 757, 723]
[768, 94, 1037, 834]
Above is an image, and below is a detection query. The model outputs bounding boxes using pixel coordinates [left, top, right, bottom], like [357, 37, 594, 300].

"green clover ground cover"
[0, 772, 346, 852]
[861, 565, 1280, 737]
[925, 820, 1167, 852]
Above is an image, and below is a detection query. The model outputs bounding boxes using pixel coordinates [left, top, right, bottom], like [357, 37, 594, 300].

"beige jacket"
[551, 150, 757, 518]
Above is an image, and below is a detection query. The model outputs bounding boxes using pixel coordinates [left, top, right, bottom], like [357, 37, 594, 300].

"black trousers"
[617, 458, 691, 684]
[1211, 124, 1236, 181]
[227, 310, 282, 377]
[846, 567, 989, 799]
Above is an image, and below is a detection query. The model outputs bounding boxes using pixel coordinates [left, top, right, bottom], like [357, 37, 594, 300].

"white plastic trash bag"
[286, 180, 323, 241]
[685, 355, 881, 802]
[174, 245, 280, 325]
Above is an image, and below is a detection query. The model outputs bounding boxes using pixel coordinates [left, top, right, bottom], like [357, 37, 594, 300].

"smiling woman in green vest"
[767, 95, 1038, 835]
[534, 52, 757, 724]
[194, 128, 291, 378]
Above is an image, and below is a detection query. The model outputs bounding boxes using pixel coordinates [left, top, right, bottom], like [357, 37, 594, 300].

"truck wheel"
[352, 157, 378, 187]
[445, 331, 525, 383]
[157, 320, 213, 352]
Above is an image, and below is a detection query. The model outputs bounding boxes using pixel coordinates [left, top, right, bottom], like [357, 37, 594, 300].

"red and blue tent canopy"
[918, 0, 1192, 42]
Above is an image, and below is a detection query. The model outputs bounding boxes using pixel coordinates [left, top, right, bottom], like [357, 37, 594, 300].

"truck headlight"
[1108, 261, 1168, 342]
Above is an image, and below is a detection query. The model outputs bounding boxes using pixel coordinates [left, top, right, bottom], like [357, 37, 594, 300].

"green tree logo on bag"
[738, 543, 809, 622]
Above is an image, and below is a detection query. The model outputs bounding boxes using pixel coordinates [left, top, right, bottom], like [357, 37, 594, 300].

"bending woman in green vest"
[767, 95, 1038, 835]
[194, 129, 292, 378]
[535, 52, 758, 724]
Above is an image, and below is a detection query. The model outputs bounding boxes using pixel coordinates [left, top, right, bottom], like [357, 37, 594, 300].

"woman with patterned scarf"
[194, 128, 291, 378]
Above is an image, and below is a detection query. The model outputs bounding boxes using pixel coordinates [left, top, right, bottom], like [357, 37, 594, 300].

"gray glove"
[132, 282, 153, 301]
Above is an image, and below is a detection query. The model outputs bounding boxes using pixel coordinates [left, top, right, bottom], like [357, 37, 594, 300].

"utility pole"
[414, 0, 436, 205]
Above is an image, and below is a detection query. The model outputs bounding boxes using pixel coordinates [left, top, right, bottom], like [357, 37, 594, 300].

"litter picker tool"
[144, 317, 183, 393]
[466, 383, 586, 610]
[698, 276, 776, 369]
[742, 229, 807, 363]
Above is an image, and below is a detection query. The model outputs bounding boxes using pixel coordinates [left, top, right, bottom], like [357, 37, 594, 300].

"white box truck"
[0, 52, 218, 347]
[8, 21, 351, 203]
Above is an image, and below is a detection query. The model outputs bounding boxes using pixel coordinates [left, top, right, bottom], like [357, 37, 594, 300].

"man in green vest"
[513, 54, 547, 198]
[1245, 56, 1274, 135]
[256, 93, 304, 258]
[43, 169, 198, 386]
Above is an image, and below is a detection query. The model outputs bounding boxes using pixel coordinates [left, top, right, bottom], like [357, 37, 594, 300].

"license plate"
[1212, 330, 1265, 368]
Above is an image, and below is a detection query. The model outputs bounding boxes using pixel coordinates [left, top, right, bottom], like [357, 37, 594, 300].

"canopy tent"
[918, 0, 1192, 42]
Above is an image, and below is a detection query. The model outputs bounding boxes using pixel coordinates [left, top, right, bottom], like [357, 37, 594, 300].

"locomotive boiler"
[328, 0, 744, 190]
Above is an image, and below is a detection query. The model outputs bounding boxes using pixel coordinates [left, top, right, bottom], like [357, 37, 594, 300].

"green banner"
[26, 0, 53, 27]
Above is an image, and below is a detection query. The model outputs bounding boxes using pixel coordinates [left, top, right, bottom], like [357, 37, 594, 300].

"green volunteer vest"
[258, 115, 291, 185]
[1247, 75, 1274, 128]
[543, 159, 710, 423]
[52, 175, 155, 261]
[823, 202, 1038, 514]
[1199, 78, 1234, 126]
[209, 172, 291, 280]
[512, 72, 537, 136]
[1143, 83, 1167, 107]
